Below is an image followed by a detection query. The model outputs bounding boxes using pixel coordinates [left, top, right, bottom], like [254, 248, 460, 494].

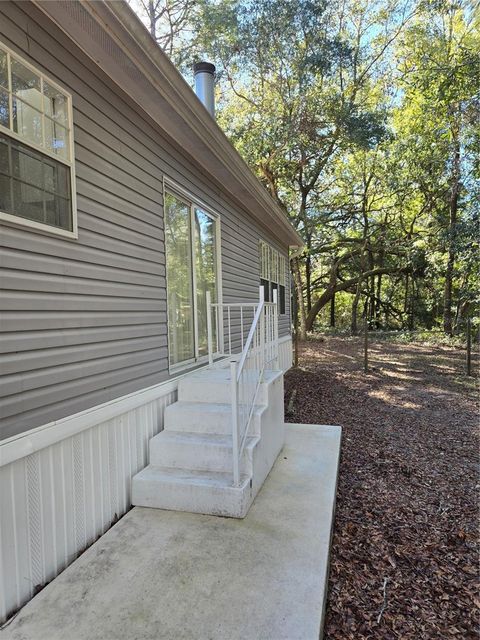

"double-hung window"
[0, 42, 76, 237]
[259, 240, 287, 314]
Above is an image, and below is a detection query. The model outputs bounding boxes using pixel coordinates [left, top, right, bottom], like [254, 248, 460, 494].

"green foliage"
[131, 0, 480, 335]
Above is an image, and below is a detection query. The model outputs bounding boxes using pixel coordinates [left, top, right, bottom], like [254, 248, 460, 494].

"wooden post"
[364, 317, 368, 373]
[467, 318, 472, 377]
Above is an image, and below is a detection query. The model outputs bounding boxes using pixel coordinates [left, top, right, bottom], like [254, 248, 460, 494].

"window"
[164, 186, 220, 369]
[259, 240, 287, 314]
[0, 43, 76, 236]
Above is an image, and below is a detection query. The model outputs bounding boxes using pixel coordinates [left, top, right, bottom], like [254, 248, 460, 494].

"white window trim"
[259, 240, 287, 314]
[0, 40, 78, 239]
[163, 176, 224, 374]
[259, 240, 287, 285]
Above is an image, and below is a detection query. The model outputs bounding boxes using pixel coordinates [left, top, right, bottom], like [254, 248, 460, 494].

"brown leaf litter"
[284, 336, 479, 640]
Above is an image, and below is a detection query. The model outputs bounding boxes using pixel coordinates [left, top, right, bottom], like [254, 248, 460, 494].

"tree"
[128, 0, 198, 65]
[395, 0, 480, 334]
[129, 0, 480, 336]
[191, 0, 415, 337]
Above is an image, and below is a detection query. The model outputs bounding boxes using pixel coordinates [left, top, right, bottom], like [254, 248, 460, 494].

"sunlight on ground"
[400, 400, 422, 410]
[367, 388, 422, 409]
[429, 363, 457, 373]
[309, 347, 357, 361]
[381, 369, 421, 382]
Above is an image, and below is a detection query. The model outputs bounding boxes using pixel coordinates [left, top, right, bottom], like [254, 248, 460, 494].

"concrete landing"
[1, 424, 341, 640]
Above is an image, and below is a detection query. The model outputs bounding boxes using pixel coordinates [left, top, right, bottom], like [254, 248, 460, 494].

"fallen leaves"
[285, 337, 479, 639]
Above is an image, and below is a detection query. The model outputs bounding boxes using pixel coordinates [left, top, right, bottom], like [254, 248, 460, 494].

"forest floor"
[284, 336, 479, 640]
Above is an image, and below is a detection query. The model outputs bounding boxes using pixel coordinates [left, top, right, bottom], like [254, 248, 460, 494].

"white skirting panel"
[0, 387, 176, 623]
[278, 335, 293, 372]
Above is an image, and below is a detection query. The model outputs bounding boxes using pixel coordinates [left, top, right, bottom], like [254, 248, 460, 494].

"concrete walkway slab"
[1, 424, 341, 640]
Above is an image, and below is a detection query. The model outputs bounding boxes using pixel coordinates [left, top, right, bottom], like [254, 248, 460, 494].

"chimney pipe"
[194, 61, 216, 118]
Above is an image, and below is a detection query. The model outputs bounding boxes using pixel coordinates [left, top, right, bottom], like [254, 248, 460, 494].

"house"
[0, 0, 302, 624]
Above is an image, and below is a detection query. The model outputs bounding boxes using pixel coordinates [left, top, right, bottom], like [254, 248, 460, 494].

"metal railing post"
[259, 287, 265, 374]
[273, 288, 279, 368]
[206, 291, 213, 365]
[230, 358, 240, 486]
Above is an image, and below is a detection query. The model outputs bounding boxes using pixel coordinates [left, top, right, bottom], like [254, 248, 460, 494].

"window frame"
[163, 176, 224, 374]
[0, 41, 77, 239]
[259, 240, 287, 315]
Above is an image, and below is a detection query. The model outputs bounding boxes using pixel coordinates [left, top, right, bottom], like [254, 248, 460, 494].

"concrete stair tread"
[178, 369, 282, 404]
[165, 400, 265, 418]
[164, 400, 266, 435]
[155, 430, 259, 448]
[185, 368, 281, 384]
[134, 465, 250, 489]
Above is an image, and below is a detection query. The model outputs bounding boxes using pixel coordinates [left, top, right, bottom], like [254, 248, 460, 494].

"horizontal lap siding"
[0, 3, 168, 439]
[0, 1, 291, 440]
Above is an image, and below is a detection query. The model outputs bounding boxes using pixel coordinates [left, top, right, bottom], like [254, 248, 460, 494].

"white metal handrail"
[207, 286, 279, 485]
[206, 295, 258, 362]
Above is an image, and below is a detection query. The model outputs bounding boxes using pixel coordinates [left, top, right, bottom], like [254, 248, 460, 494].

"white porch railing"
[206, 287, 279, 485]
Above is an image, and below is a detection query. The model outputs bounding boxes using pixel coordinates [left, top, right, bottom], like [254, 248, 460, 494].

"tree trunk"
[443, 115, 461, 336]
[306, 266, 405, 332]
[375, 273, 382, 328]
[292, 257, 307, 340]
[148, 0, 156, 38]
[305, 254, 312, 313]
[330, 293, 335, 328]
[403, 272, 409, 330]
[368, 275, 375, 325]
[351, 281, 362, 334]
[408, 276, 415, 331]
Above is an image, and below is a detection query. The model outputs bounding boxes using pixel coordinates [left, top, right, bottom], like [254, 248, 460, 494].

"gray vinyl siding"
[0, 1, 291, 440]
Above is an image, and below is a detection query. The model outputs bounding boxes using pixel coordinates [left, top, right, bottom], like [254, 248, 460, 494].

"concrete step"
[164, 401, 265, 435]
[149, 430, 259, 473]
[131, 465, 253, 518]
[177, 369, 280, 404]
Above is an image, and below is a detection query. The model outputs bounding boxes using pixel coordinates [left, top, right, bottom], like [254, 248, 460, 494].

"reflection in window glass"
[44, 118, 69, 158]
[279, 285, 286, 314]
[0, 50, 7, 88]
[0, 89, 8, 127]
[45, 194, 70, 229]
[11, 59, 43, 122]
[0, 46, 71, 161]
[12, 179, 45, 222]
[165, 193, 219, 366]
[12, 97, 42, 145]
[195, 208, 216, 357]
[0, 133, 72, 230]
[0, 174, 11, 211]
[11, 59, 40, 95]
[165, 192, 195, 366]
[0, 138, 8, 173]
[43, 82, 68, 125]
[12, 147, 44, 189]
